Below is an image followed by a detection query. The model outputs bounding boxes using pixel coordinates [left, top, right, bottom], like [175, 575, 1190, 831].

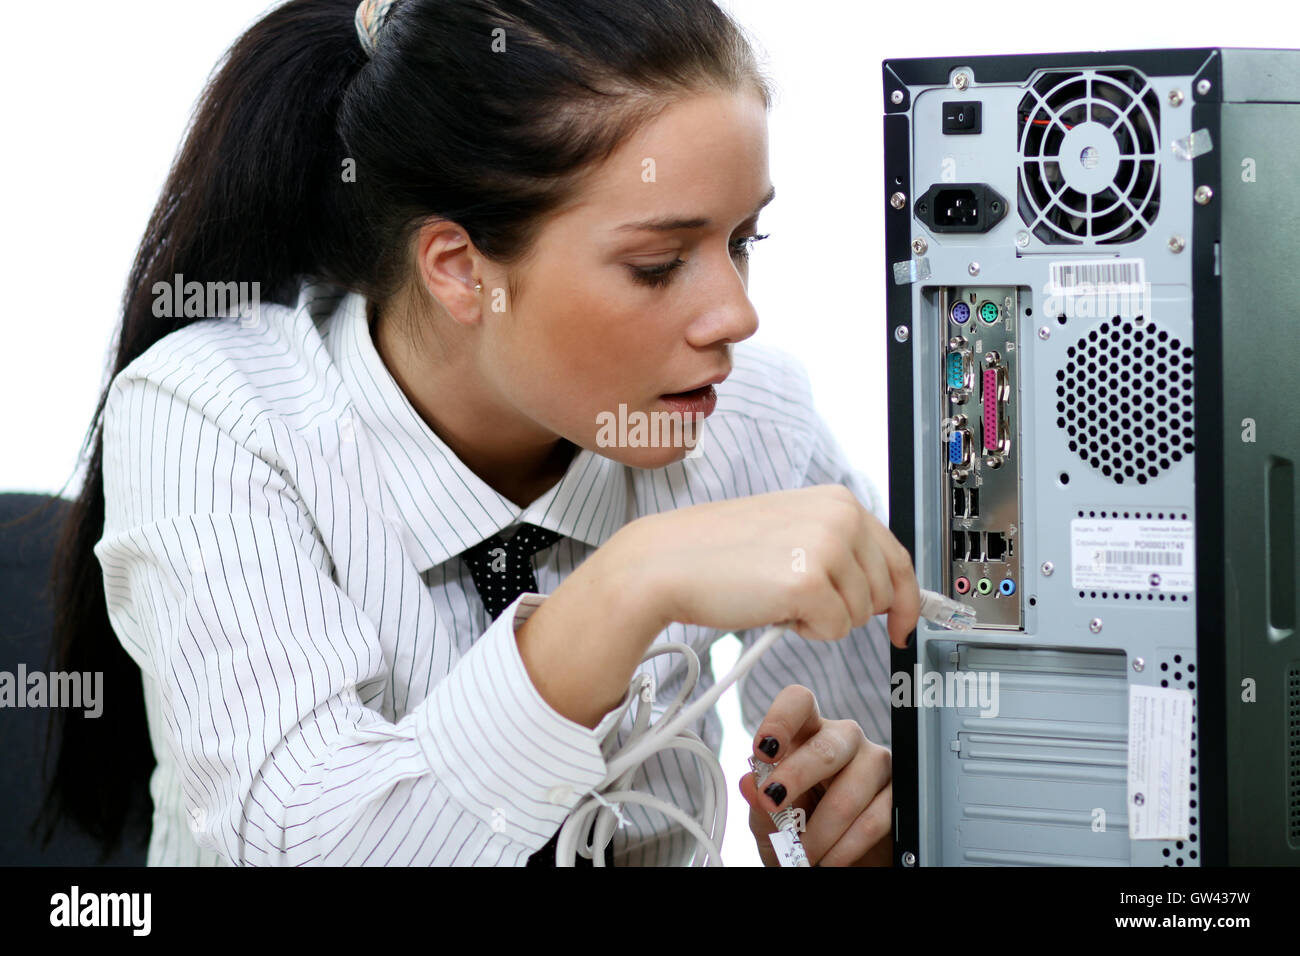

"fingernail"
[764, 782, 787, 806]
[758, 736, 779, 758]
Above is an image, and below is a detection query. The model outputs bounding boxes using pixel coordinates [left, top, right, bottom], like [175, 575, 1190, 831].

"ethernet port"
[952, 488, 967, 518]
[986, 531, 1007, 562]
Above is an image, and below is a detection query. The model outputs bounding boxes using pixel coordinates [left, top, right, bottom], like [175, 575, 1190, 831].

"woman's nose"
[686, 257, 760, 346]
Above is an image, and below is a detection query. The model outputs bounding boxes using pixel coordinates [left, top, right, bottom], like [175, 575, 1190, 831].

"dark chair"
[0, 492, 149, 864]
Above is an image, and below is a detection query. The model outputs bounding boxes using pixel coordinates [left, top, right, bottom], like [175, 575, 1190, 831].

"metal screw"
[1133, 657, 1145, 672]
[902, 851, 917, 867]
[891, 89, 904, 105]
[1194, 185, 1213, 205]
[968, 261, 980, 276]
[1135, 314, 1147, 326]
[1089, 618, 1103, 633]
[1168, 235, 1186, 253]
[953, 72, 970, 91]
[1196, 78, 1211, 95]
[890, 191, 907, 210]
[1041, 561, 1054, 576]
[1015, 230, 1030, 248]
[894, 325, 910, 343]
[1037, 326, 1051, 340]
[1169, 89, 1184, 107]
[911, 237, 928, 255]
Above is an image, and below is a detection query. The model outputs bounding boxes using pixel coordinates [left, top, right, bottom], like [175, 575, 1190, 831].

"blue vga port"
[947, 428, 970, 467]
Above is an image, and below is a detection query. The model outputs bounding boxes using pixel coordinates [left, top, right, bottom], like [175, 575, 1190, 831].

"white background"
[0, 0, 1276, 866]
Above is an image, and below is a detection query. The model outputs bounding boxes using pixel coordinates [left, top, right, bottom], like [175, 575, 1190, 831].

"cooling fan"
[1017, 69, 1162, 244]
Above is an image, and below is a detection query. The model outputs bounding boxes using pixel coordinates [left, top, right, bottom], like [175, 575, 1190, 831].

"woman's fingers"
[750, 684, 820, 769]
[866, 512, 922, 648]
[756, 718, 860, 814]
[818, 777, 893, 867]
[799, 740, 891, 864]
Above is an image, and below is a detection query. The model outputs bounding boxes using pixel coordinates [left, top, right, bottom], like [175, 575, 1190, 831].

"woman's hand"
[739, 684, 893, 866]
[613, 484, 920, 649]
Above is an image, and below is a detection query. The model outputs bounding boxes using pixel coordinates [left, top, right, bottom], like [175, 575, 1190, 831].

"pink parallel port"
[983, 367, 999, 451]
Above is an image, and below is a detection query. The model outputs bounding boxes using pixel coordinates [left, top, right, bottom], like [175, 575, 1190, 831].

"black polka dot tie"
[460, 523, 563, 622]
[460, 522, 614, 867]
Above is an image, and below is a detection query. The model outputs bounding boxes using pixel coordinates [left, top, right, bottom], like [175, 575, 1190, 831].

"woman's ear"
[414, 217, 484, 326]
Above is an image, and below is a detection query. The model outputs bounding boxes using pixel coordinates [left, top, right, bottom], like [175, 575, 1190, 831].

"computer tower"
[882, 47, 1300, 866]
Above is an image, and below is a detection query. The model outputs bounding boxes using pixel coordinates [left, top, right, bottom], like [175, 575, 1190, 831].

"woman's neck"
[368, 300, 576, 509]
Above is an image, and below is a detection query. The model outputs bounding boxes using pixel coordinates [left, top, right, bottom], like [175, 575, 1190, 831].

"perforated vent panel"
[1055, 317, 1195, 483]
[1017, 68, 1161, 244]
[1158, 649, 1200, 867]
[1290, 663, 1300, 846]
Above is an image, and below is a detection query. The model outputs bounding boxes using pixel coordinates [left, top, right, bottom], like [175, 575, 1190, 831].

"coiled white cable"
[554, 589, 975, 866]
[555, 623, 788, 866]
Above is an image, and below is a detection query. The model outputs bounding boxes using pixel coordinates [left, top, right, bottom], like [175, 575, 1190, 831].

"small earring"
[474, 281, 483, 293]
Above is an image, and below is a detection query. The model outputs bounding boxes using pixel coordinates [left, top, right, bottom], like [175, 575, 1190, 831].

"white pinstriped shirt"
[94, 280, 894, 866]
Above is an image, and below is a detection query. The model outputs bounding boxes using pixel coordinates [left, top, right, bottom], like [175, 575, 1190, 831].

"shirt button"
[546, 784, 573, 804]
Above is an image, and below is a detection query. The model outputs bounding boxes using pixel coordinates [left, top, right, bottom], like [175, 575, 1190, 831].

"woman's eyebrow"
[613, 184, 776, 233]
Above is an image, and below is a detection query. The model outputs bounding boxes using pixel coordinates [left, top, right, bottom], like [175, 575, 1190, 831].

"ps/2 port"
[950, 301, 971, 325]
[978, 301, 1000, 324]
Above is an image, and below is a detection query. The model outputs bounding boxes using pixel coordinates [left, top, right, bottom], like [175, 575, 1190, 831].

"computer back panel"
[883, 48, 1300, 866]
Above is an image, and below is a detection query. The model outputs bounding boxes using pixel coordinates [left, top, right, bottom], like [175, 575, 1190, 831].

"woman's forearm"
[514, 523, 670, 728]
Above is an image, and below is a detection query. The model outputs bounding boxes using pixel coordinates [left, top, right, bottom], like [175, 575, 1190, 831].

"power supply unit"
[882, 47, 1300, 866]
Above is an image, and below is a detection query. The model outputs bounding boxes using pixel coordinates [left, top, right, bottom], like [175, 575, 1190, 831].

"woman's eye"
[628, 234, 770, 289]
[729, 233, 770, 263]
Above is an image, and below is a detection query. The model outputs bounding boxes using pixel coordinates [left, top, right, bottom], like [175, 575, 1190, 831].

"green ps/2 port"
[978, 301, 1000, 324]
[975, 577, 993, 595]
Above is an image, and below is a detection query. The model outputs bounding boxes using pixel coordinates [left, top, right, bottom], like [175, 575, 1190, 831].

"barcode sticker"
[1127, 684, 1192, 841]
[1047, 258, 1149, 320]
[1071, 516, 1195, 592]
[1049, 258, 1146, 294]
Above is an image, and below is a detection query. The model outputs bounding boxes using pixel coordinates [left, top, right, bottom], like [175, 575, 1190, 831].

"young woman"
[43, 0, 920, 867]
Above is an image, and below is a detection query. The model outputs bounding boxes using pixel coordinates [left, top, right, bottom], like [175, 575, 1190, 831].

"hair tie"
[355, 0, 399, 57]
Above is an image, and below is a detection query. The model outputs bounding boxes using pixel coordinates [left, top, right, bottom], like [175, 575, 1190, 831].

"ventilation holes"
[1058, 319, 1193, 483]
[1017, 68, 1161, 244]
[1289, 663, 1300, 847]
[1158, 649, 1199, 866]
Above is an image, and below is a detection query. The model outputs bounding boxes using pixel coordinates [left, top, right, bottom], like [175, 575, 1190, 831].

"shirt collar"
[314, 282, 632, 573]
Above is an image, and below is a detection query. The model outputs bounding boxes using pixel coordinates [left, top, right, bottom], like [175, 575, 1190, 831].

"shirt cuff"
[416, 591, 633, 851]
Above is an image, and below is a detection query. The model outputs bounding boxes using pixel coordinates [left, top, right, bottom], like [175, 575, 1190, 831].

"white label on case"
[1071, 517, 1195, 592]
[1127, 684, 1193, 840]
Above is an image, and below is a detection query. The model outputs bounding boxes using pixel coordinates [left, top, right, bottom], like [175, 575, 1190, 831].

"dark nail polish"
[758, 736, 779, 758]
[764, 782, 787, 806]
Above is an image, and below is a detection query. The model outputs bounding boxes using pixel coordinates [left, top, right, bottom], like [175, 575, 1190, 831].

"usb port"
[952, 488, 967, 517]
[968, 488, 980, 517]
[969, 532, 986, 562]
[952, 530, 967, 563]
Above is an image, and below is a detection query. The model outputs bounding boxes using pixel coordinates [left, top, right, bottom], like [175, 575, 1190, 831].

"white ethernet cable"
[554, 588, 976, 866]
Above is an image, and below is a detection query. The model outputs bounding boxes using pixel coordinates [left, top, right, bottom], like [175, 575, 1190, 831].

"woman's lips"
[657, 384, 718, 417]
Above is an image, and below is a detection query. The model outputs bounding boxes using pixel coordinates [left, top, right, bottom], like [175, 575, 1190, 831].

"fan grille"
[1018, 69, 1161, 244]
[1055, 317, 1194, 484]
